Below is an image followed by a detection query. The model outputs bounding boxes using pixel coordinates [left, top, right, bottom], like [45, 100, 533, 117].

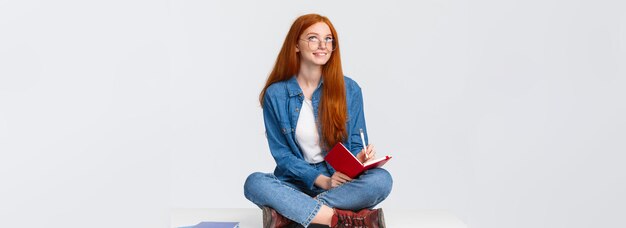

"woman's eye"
[325, 37, 334, 42]
[308, 36, 319, 41]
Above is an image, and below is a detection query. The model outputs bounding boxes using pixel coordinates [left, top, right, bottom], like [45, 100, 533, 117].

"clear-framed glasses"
[299, 36, 336, 51]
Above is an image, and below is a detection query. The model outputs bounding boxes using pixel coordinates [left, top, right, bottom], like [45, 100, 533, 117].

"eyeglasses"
[299, 36, 336, 51]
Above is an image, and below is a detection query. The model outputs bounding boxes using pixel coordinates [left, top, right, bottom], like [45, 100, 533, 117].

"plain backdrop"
[1, 1, 625, 228]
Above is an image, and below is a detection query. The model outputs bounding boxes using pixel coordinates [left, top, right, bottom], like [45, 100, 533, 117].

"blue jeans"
[244, 162, 393, 227]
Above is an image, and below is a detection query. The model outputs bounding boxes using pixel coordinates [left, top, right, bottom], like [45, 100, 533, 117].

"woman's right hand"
[330, 171, 352, 188]
[315, 172, 353, 190]
[315, 175, 332, 190]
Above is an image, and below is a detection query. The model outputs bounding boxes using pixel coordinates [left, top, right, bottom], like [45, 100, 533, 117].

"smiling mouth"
[313, 52, 327, 56]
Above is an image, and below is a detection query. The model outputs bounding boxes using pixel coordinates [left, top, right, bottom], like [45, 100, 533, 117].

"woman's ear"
[295, 44, 300, 52]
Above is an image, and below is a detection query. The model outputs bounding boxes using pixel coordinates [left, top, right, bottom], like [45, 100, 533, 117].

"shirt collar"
[286, 75, 324, 97]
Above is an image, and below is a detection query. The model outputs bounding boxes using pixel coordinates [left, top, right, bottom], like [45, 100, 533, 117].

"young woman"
[244, 14, 393, 228]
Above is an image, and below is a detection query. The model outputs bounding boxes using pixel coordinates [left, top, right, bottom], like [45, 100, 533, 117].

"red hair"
[259, 13, 347, 149]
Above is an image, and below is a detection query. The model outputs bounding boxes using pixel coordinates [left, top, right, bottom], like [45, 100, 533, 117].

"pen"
[360, 128, 368, 159]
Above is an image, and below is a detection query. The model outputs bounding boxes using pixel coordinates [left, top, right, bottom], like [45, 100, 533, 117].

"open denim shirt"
[262, 75, 369, 190]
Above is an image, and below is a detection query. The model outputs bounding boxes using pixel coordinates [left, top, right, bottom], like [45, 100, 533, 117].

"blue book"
[179, 221, 239, 228]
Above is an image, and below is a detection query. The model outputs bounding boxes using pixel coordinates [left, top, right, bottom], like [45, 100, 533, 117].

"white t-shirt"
[295, 98, 324, 163]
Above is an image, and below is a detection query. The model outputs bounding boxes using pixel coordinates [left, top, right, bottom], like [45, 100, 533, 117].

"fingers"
[357, 145, 376, 163]
[357, 149, 367, 163]
[334, 172, 353, 182]
[330, 172, 353, 188]
[331, 179, 343, 188]
[366, 144, 376, 160]
[332, 174, 351, 184]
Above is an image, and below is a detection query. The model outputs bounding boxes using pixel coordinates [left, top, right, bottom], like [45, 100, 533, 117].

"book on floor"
[324, 142, 392, 179]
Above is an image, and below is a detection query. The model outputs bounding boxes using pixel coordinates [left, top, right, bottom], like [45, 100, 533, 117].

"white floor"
[171, 208, 467, 228]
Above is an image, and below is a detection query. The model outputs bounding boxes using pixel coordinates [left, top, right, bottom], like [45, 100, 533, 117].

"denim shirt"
[262, 75, 369, 190]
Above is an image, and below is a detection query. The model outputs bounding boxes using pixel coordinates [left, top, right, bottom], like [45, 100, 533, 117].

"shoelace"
[335, 214, 367, 227]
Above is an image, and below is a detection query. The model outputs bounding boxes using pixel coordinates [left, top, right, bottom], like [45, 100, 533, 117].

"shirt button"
[295, 108, 299, 112]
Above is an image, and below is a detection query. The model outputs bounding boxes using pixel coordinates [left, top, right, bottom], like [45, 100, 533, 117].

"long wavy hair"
[259, 13, 347, 150]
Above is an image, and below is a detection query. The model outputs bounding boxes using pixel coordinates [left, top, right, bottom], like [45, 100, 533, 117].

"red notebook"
[324, 142, 392, 178]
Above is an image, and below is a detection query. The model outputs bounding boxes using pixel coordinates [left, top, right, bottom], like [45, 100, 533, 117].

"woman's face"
[296, 22, 334, 66]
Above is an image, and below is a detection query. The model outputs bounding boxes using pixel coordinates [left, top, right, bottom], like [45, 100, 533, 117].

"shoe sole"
[262, 207, 275, 228]
[378, 208, 386, 228]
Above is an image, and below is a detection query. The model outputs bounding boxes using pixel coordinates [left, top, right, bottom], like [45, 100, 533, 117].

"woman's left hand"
[357, 144, 376, 163]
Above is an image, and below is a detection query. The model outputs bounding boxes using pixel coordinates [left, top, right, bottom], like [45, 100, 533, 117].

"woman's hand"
[357, 144, 376, 163]
[314, 175, 332, 190]
[315, 172, 353, 190]
[330, 171, 352, 188]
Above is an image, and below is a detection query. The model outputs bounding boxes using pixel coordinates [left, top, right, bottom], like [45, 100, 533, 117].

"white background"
[1, 1, 625, 227]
